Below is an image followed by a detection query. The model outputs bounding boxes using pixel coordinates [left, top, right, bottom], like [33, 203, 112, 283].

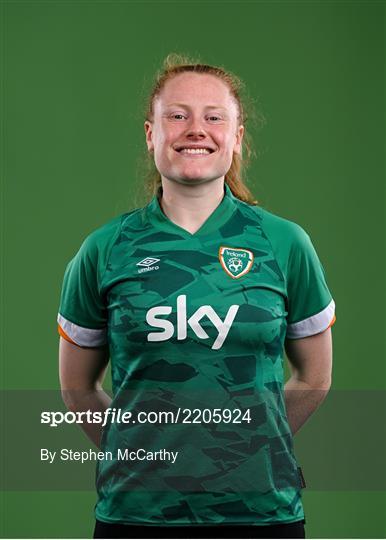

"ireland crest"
[219, 246, 254, 279]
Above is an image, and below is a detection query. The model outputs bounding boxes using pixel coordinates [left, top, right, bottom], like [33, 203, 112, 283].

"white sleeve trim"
[57, 313, 107, 347]
[286, 299, 335, 339]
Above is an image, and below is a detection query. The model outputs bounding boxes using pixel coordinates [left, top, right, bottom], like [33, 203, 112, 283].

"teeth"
[179, 148, 211, 154]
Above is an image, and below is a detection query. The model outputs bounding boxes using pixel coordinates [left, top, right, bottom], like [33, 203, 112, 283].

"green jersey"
[58, 183, 335, 526]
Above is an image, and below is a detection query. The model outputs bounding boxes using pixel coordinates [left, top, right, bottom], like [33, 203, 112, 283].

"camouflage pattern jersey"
[57, 183, 336, 526]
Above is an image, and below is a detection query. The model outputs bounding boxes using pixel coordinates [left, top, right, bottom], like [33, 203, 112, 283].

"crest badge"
[219, 246, 254, 279]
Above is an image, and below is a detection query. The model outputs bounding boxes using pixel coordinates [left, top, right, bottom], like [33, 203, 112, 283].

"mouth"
[174, 146, 215, 157]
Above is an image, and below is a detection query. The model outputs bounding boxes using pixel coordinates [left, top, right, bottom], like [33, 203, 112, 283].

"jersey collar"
[146, 182, 238, 238]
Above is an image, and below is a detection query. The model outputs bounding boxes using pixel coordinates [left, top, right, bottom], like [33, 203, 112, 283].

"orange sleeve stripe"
[58, 324, 77, 345]
[328, 314, 336, 329]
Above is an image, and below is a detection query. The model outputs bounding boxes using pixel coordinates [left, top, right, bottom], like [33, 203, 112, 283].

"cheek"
[153, 134, 176, 167]
[215, 129, 236, 153]
[157, 130, 178, 155]
[221, 135, 237, 157]
[153, 135, 170, 161]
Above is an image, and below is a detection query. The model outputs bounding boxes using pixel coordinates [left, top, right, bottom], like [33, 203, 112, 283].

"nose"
[185, 116, 206, 138]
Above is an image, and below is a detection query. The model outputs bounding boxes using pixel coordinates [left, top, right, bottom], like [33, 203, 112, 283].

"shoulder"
[262, 209, 314, 263]
[237, 200, 310, 250]
[234, 201, 322, 286]
[80, 208, 143, 254]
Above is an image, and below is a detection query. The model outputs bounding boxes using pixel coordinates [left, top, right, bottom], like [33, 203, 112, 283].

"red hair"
[142, 53, 263, 205]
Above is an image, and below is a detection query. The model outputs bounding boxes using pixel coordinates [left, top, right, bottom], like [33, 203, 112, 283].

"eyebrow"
[165, 103, 228, 112]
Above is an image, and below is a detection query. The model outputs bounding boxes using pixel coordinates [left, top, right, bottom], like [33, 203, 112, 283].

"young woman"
[58, 54, 335, 539]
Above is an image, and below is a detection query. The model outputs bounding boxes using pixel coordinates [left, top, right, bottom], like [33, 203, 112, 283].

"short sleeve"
[57, 234, 108, 347]
[286, 225, 336, 339]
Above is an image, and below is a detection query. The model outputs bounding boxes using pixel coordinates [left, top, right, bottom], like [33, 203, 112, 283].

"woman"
[58, 54, 335, 539]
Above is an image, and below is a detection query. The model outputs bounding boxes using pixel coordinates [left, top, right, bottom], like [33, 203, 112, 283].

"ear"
[233, 124, 244, 155]
[144, 121, 154, 152]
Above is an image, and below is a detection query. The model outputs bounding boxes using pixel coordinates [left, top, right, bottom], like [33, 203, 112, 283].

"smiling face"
[144, 73, 244, 187]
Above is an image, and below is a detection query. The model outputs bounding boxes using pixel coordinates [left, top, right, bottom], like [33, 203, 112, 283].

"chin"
[169, 176, 220, 187]
[167, 168, 225, 185]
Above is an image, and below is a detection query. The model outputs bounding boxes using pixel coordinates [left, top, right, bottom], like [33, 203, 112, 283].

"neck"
[158, 177, 226, 235]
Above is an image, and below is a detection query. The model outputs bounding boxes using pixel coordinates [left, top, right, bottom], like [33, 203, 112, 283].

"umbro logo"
[137, 257, 160, 267]
[137, 257, 160, 274]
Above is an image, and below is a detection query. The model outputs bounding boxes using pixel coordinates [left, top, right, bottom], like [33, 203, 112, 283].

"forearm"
[284, 376, 330, 435]
[61, 387, 112, 449]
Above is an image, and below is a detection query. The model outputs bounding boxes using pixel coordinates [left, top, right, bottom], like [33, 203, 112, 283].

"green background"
[1, 0, 385, 537]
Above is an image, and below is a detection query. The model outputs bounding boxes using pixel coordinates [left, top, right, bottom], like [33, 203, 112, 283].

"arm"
[59, 337, 112, 448]
[284, 327, 332, 435]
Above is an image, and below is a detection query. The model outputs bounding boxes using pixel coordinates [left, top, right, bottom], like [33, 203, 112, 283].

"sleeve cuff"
[57, 313, 107, 347]
[286, 299, 336, 339]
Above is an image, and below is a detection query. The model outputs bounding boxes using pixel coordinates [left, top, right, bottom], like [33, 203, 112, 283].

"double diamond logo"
[136, 257, 160, 274]
[219, 246, 254, 279]
[136, 257, 160, 267]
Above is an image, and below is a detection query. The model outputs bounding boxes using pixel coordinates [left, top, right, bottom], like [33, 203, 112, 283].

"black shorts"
[93, 518, 306, 539]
